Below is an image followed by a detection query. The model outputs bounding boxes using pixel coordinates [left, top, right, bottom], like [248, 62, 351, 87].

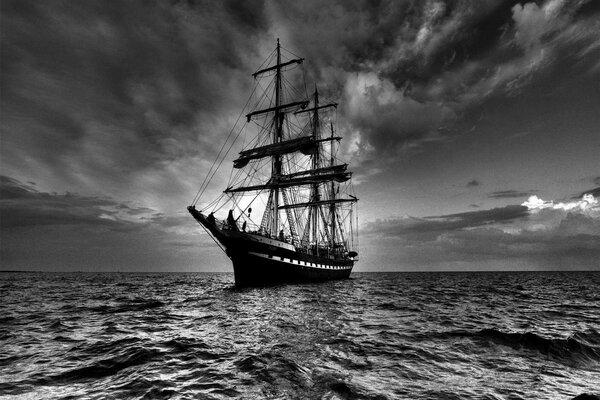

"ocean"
[1, 271, 598, 399]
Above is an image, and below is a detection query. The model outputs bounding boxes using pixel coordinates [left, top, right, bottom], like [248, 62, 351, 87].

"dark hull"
[188, 207, 355, 287]
[231, 251, 352, 287]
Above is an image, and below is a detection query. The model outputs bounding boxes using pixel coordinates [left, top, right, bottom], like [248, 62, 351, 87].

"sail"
[246, 100, 309, 122]
[278, 197, 357, 210]
[253, 58, 304, 78]
[224, 171, 352, 193]
[279, 170, 351, 185]
[233, 136, 316, 168]
[281, 164, 347, 180]
[234, 136, 343, 168]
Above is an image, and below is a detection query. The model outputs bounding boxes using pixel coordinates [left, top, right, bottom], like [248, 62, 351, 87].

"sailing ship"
[188, 40, 358, 286]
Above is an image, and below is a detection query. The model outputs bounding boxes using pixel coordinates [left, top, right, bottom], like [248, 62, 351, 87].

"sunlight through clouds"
[523, 194, 599, 214]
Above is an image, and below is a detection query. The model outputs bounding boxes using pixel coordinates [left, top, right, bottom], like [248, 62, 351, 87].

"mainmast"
[271, 39, 283, 237]
[311, 87, 320, 250]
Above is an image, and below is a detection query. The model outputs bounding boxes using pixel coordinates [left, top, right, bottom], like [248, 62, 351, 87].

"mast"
[272, 39, 282, 237]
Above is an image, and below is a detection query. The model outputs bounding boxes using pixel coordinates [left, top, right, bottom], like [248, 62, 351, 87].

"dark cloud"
[0, 0, 269, 200]
[425, 205, 530, 228]
[364, 204, 529, 240]
[383, 1, 522, 87]
[1, 1, 598, 271]
[574, 0, 600, 17]
[2, 0, 597, 183]
[264, 0, 600, 155]
[488, 190, 534, 199]
[0, 176, 41, 199]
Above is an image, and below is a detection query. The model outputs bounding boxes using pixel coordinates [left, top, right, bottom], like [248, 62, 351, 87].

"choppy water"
[1, 271, 599, 399]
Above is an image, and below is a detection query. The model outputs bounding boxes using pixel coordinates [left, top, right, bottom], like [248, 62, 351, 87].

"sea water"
[1, 271, 599, 399]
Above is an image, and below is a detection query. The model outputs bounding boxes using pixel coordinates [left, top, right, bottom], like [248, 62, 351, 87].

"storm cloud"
[265, 0, 600, 157]
[1, 0, 270, 210]
[1, 0, 599, 271]
[3, 1, 598, 186]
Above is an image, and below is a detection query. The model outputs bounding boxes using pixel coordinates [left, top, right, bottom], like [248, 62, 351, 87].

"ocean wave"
[3, 271, 599, 399]
[438, 328, 600, 368]
[235, 352, 313, 388]
[0, 316, 16, 324]
[87, 299, 166, 314]
[45, 346, 162, 383]
[68, 336, 143, 356]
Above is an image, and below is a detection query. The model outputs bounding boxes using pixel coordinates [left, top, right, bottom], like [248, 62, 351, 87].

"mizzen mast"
[311, 87, 321, 250]
[330, 121, 336, 250]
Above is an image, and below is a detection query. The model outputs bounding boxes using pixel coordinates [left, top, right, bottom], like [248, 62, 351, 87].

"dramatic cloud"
[269, 0, 599, 160]
[343, 72, 454, 155]
[0, 0, 271, 211]
[2, 0, 598, 183]
[1, 1, 599, 271]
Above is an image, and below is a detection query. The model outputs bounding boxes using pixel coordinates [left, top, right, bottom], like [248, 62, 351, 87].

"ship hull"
[188, 208, 355, 287]
[230, 250, 353, 287]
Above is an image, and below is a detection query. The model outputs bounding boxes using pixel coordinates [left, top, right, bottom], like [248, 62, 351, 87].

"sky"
[1, 0, 599, 272]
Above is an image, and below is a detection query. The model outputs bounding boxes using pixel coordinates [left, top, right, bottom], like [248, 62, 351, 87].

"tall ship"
[188, 40, 358, 286]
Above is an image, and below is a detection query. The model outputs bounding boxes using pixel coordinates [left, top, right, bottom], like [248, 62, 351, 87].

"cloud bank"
[363, 193, 600, 270]
[0, 176, 226, 271]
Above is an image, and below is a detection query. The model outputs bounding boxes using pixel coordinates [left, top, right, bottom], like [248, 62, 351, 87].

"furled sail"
[234, 136, 342, 169]
[246, 100, 309, 122]
[224, 170, 352, 193]
[278, 197, 357, 210]
[281, 164, 347, 180]
[233, 136, 316, 168]
[252, 58, 304, 78]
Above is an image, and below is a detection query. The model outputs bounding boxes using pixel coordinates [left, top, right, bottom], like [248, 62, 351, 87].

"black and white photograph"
[1, 0, 599, 398]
